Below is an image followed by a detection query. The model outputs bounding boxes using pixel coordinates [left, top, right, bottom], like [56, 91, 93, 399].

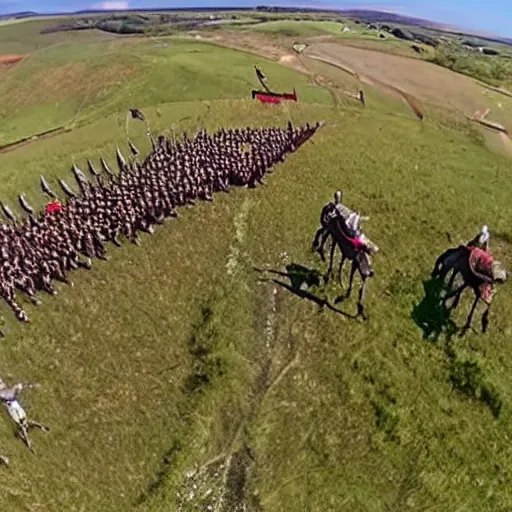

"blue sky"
[0, 0, 510, 37]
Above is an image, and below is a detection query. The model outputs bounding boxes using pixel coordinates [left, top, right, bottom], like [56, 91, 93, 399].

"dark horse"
[432, 245, 507, 334]
[323, 216, 374, 319]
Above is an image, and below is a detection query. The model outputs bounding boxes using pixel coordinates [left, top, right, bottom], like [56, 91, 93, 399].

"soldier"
[467, 225, 490, 252]
[0, 379, 49, 451]
[0, 122, 319, 322]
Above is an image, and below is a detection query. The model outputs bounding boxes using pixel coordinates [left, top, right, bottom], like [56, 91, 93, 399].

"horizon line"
[0, 5, 510, 40]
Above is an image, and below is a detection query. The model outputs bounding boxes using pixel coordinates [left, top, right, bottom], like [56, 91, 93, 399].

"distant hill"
[340, 9, 453, 30]
[0, 11, 38, 20]
[0, 6, 511, 46]
[341, 9, 512, 46]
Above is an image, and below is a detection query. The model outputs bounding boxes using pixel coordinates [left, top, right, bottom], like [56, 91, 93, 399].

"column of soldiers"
[0, 122, 321, 323]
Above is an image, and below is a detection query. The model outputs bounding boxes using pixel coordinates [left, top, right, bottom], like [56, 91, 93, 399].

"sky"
[0, 0, 510, 37]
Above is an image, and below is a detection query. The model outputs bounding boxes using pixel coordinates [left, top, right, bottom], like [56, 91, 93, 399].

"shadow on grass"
[255, 263, 359, 319]
[411, 277, 458, 342]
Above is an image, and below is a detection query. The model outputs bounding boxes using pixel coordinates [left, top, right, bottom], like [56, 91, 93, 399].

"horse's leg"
[318, 230, 330, 262]
[312, 227, 324, 251]
[324, 238, 336, 283]
[482, 306, 490, 333]
[337, 253, 346, 287]
[460, 292, 480, 336]
[440, 269, 459, 298]
[346, 259, 357, 299]
[357, 275, 368, 319]
[443, 283, 466, 310]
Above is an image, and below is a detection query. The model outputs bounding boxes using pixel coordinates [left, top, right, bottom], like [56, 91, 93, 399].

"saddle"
[468, 246, 494, 283]
[467, 246, 496, 304]
[340, 228, 365, 251]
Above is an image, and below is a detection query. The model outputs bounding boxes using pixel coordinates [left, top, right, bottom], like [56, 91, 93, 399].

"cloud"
[92, 1, 129, 9]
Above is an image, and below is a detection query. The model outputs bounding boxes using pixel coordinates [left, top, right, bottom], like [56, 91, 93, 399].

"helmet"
[334, 191, 342, 204]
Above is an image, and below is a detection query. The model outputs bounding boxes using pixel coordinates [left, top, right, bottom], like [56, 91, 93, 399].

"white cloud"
[93, 1, 129, 10]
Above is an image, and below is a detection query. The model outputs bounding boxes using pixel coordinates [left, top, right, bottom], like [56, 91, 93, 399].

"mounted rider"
[328, 191, 379, 255]
[332, 190, 351, 221]
[345, 210, 379, 255]
[467, 225, 490, 252]
[465, 225, 505, 295]
[314, 190, 378, 257]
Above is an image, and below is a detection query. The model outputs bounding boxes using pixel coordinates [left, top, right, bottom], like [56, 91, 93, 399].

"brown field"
[305, 43, 509, 125]
[203, 30, 512, 154]
[339, 38, 433, 59]
[0, 54, 25, 65]
[202, 30, 301, 65]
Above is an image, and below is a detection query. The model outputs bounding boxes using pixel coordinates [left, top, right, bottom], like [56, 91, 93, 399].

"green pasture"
[0, 18, 117, 54]
[0, 17, 511, 512]
[238, 20, 343, 38]
[0, 37, 330, 145]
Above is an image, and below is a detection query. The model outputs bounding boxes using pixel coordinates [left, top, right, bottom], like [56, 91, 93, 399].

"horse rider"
[332, 190, 351, 221]
[467, 225, 490, 252]
[345, 211, 379, 255]
[0, 379, 49, 451]
[314, 191, 377, 256]
[312, 190, 349, 253]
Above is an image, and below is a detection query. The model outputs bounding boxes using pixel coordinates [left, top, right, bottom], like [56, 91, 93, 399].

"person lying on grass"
[0, 378, 49, 452]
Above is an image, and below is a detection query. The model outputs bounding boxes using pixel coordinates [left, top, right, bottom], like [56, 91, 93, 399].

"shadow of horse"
[255, 263, 360, 319]
[411, 277, 458, 341]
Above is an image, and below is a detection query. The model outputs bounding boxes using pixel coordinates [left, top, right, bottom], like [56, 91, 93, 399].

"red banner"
[252, 89, 298, 105]
[45, 201, 63, 214]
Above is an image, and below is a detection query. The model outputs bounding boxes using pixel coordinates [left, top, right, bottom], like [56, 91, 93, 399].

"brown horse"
[432, 245, 507, 334]
[323, 216, 373, 319]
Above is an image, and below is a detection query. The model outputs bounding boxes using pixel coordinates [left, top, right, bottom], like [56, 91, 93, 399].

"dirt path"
[305, 53, 424, 119]
[305, 43, 491, 115]
[479, 82, 512, 99]
[499, 132, 512, 156]
[0, 126, 71, 154]
[304, 42, 512, 155]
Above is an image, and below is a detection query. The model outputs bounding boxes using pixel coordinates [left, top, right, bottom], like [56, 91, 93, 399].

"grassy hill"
[0, 18, 512, 512]
[0, 38, 330, 145]
[0, 18, 117, 53]
[239, 20, 343, 38]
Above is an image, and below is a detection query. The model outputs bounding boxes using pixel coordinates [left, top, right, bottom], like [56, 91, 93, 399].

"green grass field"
[239, 20, 343, 38]
[1, 17, 512, 512]
[0, 18, 117, 54]
[0, 37, 330, 145]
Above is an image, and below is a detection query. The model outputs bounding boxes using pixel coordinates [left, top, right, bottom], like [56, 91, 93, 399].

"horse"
[432, 245, 507, 334]
[324, 216, 374, 319]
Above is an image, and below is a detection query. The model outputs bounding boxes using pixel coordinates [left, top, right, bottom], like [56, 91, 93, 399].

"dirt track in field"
[305, 43, 500, 116]
[304, 42, 512, 154]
